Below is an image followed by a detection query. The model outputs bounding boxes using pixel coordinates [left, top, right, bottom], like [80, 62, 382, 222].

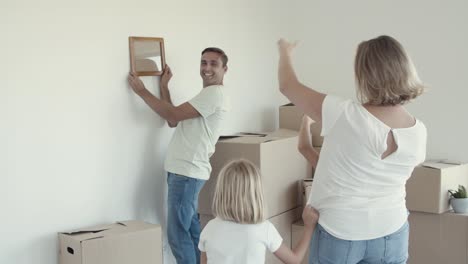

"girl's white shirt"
[199, 217, 282, 264]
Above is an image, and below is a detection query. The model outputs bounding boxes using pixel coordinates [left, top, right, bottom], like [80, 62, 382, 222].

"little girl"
[198, 159, 319, 264]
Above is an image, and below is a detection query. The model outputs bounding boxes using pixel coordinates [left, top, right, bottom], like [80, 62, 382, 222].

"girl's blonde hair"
[355, 35, 424, 106]
[212, 159, 265, 224]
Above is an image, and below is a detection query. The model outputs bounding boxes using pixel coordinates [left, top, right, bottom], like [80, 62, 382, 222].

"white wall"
[287, 0, 468, 161]
[1, 0, 291, 263]
[2, 0, 467, 264]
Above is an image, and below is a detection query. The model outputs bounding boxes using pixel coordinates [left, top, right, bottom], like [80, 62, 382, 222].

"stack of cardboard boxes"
[406, 161, 468, 264]
[279, 103, 322, 264]
[198, 103, 322, 264]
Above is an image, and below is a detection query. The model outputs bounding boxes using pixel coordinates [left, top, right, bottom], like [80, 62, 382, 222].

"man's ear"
[223, 65, 228, 73]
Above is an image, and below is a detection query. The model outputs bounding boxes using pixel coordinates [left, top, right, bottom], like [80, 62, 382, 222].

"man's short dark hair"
[202, 47, 228, 67]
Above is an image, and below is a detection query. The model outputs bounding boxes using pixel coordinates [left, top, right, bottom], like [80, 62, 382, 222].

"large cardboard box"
[408, 211, 468, 264]
[199, 129, 308, 218]
[291, 220, 310, 264]
[58, 220, 162, 264]
[278, 103, 323, 147]
[406, 161, 468, 213]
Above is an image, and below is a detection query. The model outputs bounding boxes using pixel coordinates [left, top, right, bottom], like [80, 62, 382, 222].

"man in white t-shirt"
[128, 47, 230, 264]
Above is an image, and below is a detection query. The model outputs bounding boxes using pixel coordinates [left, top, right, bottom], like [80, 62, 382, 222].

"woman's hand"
[277, 38, 298, 55]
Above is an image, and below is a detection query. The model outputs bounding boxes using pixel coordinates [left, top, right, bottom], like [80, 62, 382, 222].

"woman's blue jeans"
[309, 221, 409, 264]
[167, 172, 206, 264]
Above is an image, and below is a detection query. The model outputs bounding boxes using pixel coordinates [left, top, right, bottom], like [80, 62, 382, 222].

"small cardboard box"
[408, 211, 468, 264]
[278, 103, 323, 147]
[58, 220, 162, 264]
[406, 161, 468, 214]
[291, 220, 310, 264]
[199, 129, 308, 218]
[302, 178, 313, 206]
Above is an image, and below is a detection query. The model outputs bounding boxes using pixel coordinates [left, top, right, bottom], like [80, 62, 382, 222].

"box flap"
[265, 129, 298, 138]
[61, 224, 112, 235]
[60, 230, 108, 242]
[220, 129, 297, 144]
[60, 223, 124, 242]
[116, 220, 159, 232]
[219, 132, 267, 140]
[59, 221, 161, 243]
[221, 136, 270, 144]
[422, 160, 464, 169]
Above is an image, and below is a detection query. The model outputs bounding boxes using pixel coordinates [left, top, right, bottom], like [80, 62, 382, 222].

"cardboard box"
[302, 178, 313, 206]
[291, 220, 310, 264]
[408, 211, 468, 264]
[199, 129, 308, 218]
[278, 103, 323, 147]
[59, 220, 162, 264]
[406, 161, 468, 213]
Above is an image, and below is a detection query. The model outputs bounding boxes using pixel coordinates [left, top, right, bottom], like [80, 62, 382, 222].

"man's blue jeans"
[167, 172, 206, 264]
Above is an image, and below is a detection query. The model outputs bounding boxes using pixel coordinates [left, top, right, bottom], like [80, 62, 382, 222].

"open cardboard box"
[58, 220, 162, 264]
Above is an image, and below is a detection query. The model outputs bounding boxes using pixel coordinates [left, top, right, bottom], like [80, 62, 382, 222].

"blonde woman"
[198, 159, 319, 264]
[277, 36, 427, 264]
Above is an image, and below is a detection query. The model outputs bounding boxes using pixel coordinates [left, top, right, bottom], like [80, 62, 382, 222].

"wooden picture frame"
[129, 36, 166, 76]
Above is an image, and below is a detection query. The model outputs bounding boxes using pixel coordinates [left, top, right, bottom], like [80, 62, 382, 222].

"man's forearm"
[137, 88, 176, 122]
[159, 83, 178, 127]
[159, 83, 173, 105]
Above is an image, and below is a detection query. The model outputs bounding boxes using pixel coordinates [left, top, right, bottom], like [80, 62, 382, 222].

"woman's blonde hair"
[212, 159, 265, 224]
[355, 35, 424, 106]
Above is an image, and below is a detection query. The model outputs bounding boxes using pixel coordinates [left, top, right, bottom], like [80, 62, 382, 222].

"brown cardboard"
[406, 161, 468, 213]
[408, 211, 468, 264]
[58, 220, 162, 264]
[278, 103, 323, 147]
[291, 220, 310, 264]
[199, 129, 309, 218]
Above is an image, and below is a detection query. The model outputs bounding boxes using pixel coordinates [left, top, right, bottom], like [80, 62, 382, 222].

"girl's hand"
[302, 205, 319, 228]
